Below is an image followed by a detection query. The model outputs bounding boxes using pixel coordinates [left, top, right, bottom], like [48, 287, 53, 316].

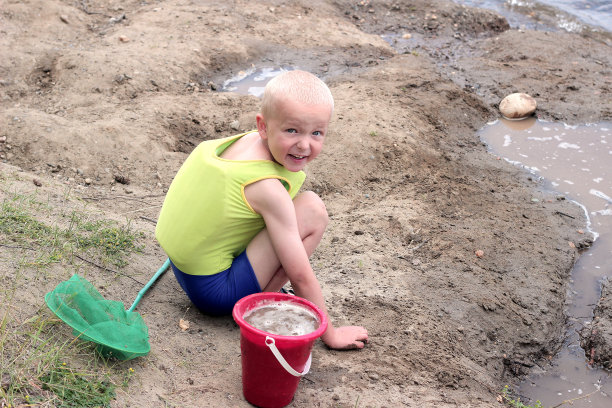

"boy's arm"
[246, 179, 368, 350]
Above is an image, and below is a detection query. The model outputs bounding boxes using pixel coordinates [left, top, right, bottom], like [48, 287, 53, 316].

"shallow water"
[537, 0, 612, 32]
[480, 118, 612, 406]
[454, 0, 612, 32]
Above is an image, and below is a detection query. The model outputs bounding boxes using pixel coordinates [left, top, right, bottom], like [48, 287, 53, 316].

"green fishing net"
[45, 274, 150, 360]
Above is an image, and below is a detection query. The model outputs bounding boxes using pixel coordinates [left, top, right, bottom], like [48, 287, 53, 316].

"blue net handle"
[128, 258, 171, 312]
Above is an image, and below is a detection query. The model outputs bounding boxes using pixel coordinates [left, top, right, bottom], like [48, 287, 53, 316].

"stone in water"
[244, 301, 319, 336]
[499, 93, 537, 120]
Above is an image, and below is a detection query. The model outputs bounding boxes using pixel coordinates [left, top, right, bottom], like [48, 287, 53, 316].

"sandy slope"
[1, 0, 610, 406]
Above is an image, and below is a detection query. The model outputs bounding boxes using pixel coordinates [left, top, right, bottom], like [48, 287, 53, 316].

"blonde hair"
[260, 70, 334, 119]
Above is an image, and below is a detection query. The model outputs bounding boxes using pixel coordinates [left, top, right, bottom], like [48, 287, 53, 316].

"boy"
[156, 70, 368, 350]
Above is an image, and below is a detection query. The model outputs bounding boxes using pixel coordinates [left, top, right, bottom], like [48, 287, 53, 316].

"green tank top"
[155, 131, 306, 275]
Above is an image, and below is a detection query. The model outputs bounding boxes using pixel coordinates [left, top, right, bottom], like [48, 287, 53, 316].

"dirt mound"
[581, 280, 612, 370]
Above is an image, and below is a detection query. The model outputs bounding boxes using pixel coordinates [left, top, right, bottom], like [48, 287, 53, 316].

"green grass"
[0, 189, 144, 268]
[0, 183, 145, 407]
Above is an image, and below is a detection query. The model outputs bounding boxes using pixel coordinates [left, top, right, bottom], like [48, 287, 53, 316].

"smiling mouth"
[289, 154, 307, 160]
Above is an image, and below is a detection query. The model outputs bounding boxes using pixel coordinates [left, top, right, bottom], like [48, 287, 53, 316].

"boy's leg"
[246, 191, 328, 292]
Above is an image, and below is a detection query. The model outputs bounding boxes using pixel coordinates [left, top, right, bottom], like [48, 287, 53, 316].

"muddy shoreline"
[1, 0, 611, 406]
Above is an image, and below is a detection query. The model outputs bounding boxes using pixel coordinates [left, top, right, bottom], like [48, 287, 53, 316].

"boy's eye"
[313, 131, 323, 136]
[286, 128, 297, 134]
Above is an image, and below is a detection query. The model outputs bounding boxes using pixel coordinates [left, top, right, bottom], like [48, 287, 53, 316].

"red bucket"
[232, 292, 328, 408]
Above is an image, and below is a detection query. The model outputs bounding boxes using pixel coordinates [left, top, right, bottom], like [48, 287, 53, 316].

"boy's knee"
[300, 191, 329, 226]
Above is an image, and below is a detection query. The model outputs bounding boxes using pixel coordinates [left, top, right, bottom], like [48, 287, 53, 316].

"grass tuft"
[500, 385, 543, 408]
[0, 308, 118, 407]
[40, 364, 116, 407]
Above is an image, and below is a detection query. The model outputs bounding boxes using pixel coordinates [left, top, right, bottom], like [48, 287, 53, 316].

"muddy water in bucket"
[244, 302, 320, 336]
[233, 293, 328, 408]
[480, 118, 612, 406]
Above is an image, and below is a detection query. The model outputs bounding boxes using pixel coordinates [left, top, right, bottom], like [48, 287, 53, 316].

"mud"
[1, 0, 611, 406]
[582, 280, 612, 370]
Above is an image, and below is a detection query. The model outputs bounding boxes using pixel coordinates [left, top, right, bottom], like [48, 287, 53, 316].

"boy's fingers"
[353, 335, 369, 349]
[326, 326, 369, 350]
[354, 328, 368, 347]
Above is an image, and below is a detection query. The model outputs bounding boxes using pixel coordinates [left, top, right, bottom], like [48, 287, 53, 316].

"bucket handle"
[265, 336, 311, 377]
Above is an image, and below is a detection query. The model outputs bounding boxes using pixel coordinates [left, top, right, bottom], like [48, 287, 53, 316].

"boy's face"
[257, 97, 332, 172]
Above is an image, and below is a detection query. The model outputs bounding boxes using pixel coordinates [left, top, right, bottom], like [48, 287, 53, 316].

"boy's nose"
[297, 138, 309, 150]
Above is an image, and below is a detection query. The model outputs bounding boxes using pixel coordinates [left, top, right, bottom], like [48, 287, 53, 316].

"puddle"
[221, 66, 294, 97]
[480, 118, 612, 406]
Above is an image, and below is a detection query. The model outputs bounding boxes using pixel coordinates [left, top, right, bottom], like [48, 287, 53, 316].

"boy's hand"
[323, 326, 369, 350]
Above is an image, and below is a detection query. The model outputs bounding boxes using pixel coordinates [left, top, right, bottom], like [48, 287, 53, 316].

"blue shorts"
[170, 251, 262, 316]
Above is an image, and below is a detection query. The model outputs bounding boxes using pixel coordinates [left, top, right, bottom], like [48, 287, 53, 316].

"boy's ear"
[256, 113, 268, 139]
